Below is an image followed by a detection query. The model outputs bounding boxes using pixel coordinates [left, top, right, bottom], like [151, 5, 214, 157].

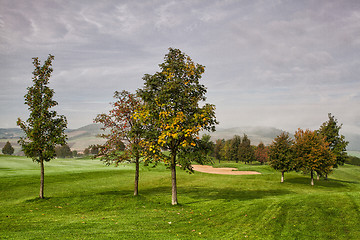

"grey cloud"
[1, 0, 359, 134]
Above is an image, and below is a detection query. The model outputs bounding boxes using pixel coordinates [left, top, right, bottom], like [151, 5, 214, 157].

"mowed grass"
[1, 155, 360, 239]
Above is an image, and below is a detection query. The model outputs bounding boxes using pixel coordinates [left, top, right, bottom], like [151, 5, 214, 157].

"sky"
[1, 0, 359, 136]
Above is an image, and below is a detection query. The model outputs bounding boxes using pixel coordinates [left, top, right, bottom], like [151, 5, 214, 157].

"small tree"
[198, 134, 214, 157]
[220, 139, 231, 161]
[55, 144, 72, 158]
[318, 113, 348, 177]
[293, 129, 336, 185]
[84, 148, 90, 156]
[17, 55, 67, 199]
[230, 135, 241, 163]
[214, 139, 225, 163]
[137, 48, 217, 205]
[2, 141, 14, 155]
[255, 142, 268, 165]
[239, 134, 254, 164]
[268, 133, 293, 183]
[72, 150, 78, 158]
[94, 90, 144, 196]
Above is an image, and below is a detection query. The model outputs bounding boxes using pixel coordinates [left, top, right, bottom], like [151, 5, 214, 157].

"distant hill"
[0, 124, 106, 153]
[0, 128, 24, 139]
[66, 124, 106, 151]
[204, 126, 288, 146]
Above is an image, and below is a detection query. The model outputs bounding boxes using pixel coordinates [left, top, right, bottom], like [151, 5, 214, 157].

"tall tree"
[198, 134, 214, 158]
[94, 90, 143, 196]
[293, 129, 336, 185]
[17, 55, 67, 199]
[214, 139, 225, 163]
[137, 48, 217, 205]
[220, 139, 232, 161]
[2, 141, 14, 155]
[255, 142, 268, 165]
[268, 133, 294, 183]
[239, 134, 254, 164]
[230, 135, 241, 163]
[318, 113, 348, 170]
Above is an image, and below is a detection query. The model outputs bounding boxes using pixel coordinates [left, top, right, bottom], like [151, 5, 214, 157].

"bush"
[2, 141, 14, 155]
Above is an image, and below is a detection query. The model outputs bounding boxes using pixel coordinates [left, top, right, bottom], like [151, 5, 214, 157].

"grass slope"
[1, 155, 359, 239]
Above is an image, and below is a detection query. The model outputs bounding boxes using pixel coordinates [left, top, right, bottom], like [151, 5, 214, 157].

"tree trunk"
[171, 153, 178, 205]
[317, 172, 320, 180]
[325, 173, 328, 180]
[39, 158, 45, 199]
[311, 170, 314, 186]
[281, 171, 284, 183]
[134, 156, 139, 196]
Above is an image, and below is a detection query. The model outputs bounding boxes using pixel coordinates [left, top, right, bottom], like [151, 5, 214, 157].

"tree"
[198, 134, 214, 157]
[230, 135, 241, 162]
[17, 55, 67, 199]
[94, 90, 144, 196]
[220, 139, 232, 161]
[255, 142, 268, 165]
[2, 141, 14, 155]
[137, 48, 217, 205]
[293, 129, 336, 185]
[72, 150, 78, 157]
[89, 145, 100, 155]
[239, 134, 254, 164]
[84, 148, 90, 155]
[214, 139, 225, 163]
[318, 113, 348, 172]
[55, 144, 72, 158]
[268, 133, 294, 183]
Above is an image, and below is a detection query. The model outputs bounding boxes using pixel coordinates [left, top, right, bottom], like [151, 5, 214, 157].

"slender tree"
[2, 141, 14, 155]
[220, 139, 231, 161]
[268, 132, 293, 183]
[255, 142, 268, 165]
[239, 134, 254, 164]
[214, 139, 225, 163]
[17, 55, 67, 199]
[137, 48, 217, 205]
[230, 135, 241, 163]
[318, 113, 348, 178]
[94, 90, 144, 196]
[293, 129, 336, 185]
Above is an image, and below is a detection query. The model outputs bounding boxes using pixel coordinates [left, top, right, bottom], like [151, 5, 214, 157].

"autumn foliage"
[136, 48, 217, 205]
[94, 90, 144, 195]
[293, 128, 336, 185]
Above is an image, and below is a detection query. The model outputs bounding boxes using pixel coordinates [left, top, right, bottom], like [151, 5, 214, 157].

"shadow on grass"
[25, 197, 52, 203]
[179, 187, 292, 203]
[97, 186, 292, 204]
[285, 176, 353, 187]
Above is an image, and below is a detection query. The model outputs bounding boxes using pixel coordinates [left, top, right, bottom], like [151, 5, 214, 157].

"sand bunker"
[192, 165, 261, 175]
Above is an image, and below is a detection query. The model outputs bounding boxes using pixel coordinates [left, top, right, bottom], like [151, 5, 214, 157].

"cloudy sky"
[1, 0, 359, 135]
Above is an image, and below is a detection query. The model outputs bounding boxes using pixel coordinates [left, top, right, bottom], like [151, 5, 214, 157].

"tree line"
[268, 114, 348, 185]
[212, 134, 268, 164]
[209, 114, 348, 186]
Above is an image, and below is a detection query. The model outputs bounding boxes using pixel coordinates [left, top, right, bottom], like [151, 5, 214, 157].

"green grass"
[1, 155, 360, 239]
